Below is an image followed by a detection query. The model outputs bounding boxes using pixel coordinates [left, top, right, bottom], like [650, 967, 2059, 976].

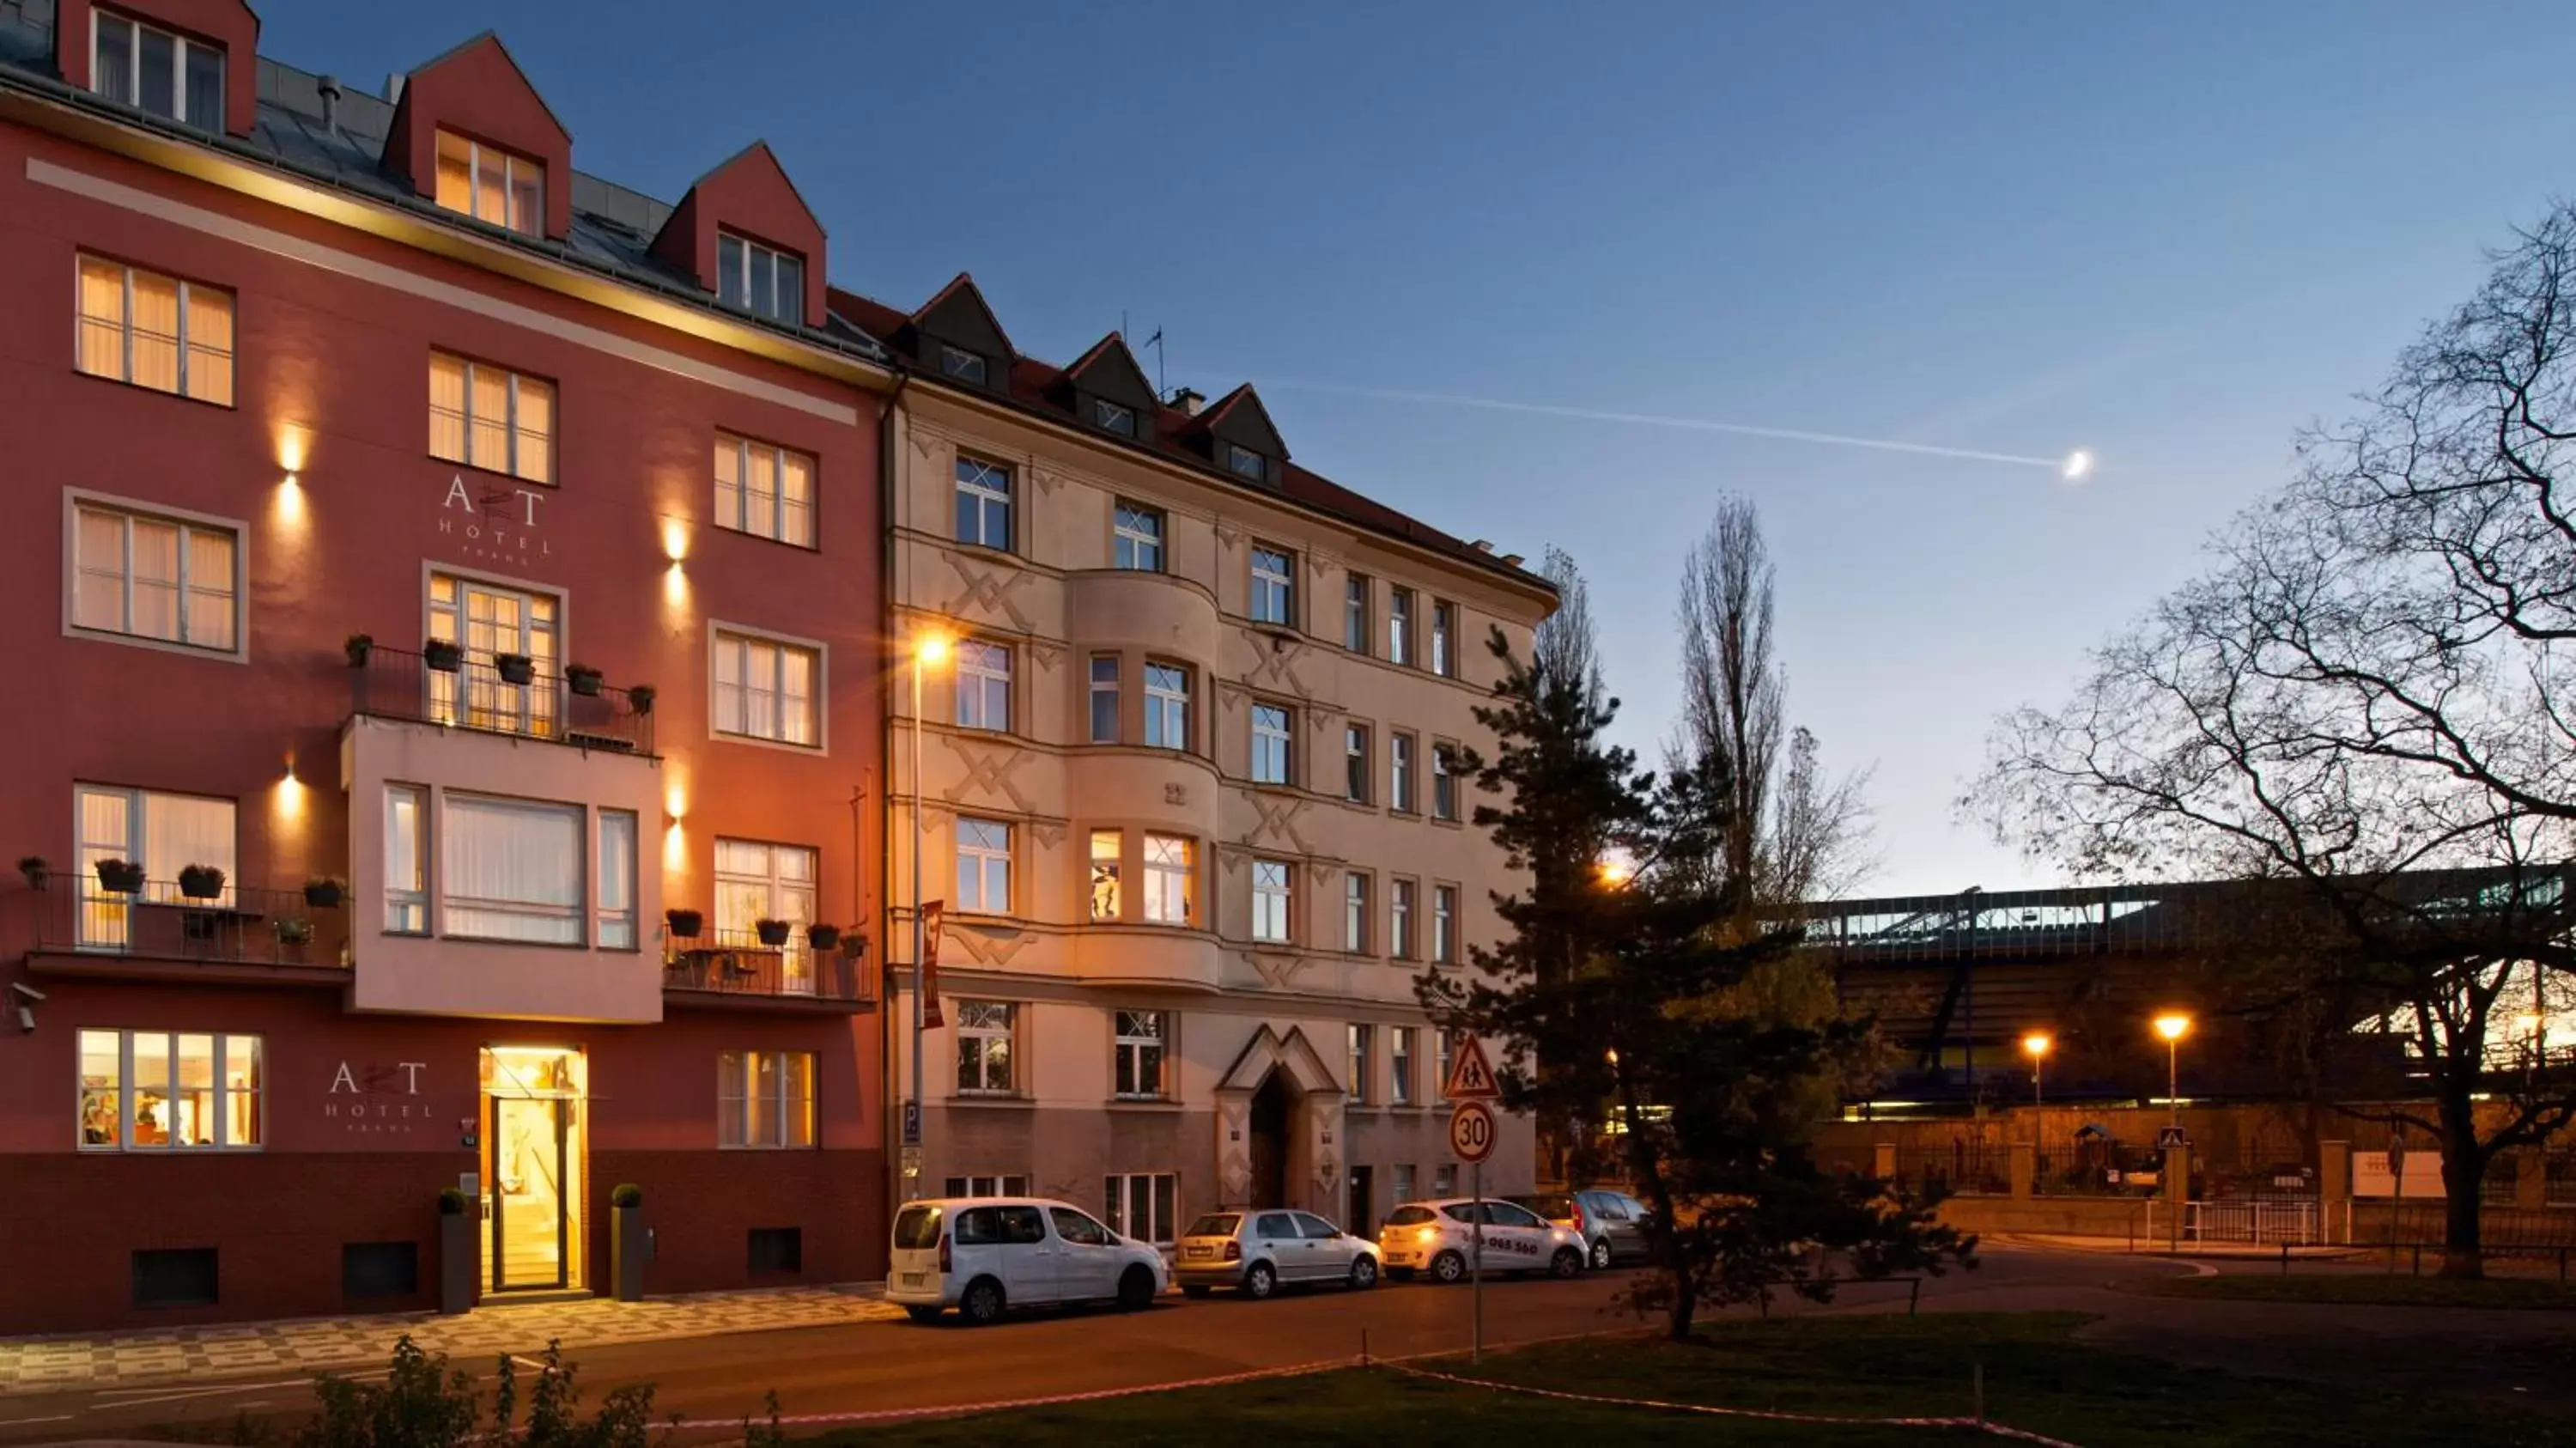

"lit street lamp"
[2020, 1031, 2053, 1110]
[906, 630, 951, 1197]
[2153, 1012, 2192, 1127]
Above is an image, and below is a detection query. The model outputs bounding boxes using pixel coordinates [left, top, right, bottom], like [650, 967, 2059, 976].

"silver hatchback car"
[1173, 1208, 1382, 1299]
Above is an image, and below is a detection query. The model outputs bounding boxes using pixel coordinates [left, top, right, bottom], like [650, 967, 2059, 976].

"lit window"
[75, 785, 234, 948]
[427, 574, 560, 739]
[1114, 502, 1164, 571]
[1388, 587, 1415, 666]
[1434, 884, 1458, 964]
[1090, 654, 1121, 743]
[1391, 733, 1418, 813]
[1094, 399, 1137, 436]
[714, 839, 818, 991]
[91, 11, 222, 130]
[384, 784, 427, 934]
[939, 345, 986, 384]
[955, 640, 1012, 733]
[428, 352, 552, 483]
[598, 810, 638, 951]
[957, 818, 1012, 914]
[718, 1049, 816, 1148]
[71, 501, 238, 653]
[1115, 1011, 1167, 1099]
[714, 433, 816, 547]
[1143, 834, 1193, 925]
[713, 629, 821, 747]
[433, 130, 542, 236]
[1433, 745, 1459, 821]
[76, 256, 232, 405]
[957, 1001, 1015, 1093]
[1391, 1028, 1415, 1105]
[1432, 601, 1457, 678]
[717, 231, 804, 324]
[1145, 663, 1190, 751]
[1250, 545, 1295, 626]
[77, 1029, 261, 1151]
[1344, 573, 1370, 652]
[442, 794, 586, 944]
[1391, 878, 1418, 959]
[1105, 1172, 1177, 1245]
[1343, 872, 1370, 953]
[1228, 443, 1265, 480]
[1251, 703, 1293, 786]
[1348, 1025, 1373, 1105]
[1090, 830, 1122, 921]
[1253, 859, 1292, 943]
[954, 456, 1012, 550]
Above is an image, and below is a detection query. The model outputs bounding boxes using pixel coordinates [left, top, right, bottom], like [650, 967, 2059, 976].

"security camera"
[9, 983, 46, 1003]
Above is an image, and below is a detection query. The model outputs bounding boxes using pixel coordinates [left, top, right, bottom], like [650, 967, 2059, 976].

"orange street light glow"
[2153, 1013, 2192, 1043]
[916, 632, 952, 668]
[2021, 1031, 2053, 1060]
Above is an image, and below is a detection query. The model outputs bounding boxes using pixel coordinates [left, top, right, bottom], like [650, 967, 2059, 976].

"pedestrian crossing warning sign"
[1442, 1034, 1501, 1100]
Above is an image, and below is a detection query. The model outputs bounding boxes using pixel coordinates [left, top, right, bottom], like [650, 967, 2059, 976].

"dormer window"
[93, 11, 222, 131]
[434, 131, 543, 236]
[718, 231, 805, 325]
[1094, 399, 1138, 437]
[940, 345, 987, 385]
[1228, 444, 1267, 481]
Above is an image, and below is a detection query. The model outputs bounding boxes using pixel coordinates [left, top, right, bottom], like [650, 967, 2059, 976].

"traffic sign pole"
[1470, 1158, 1484, 1365]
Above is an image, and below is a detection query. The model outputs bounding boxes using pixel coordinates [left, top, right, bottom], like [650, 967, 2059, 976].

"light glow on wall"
[663, 778, 690, 873]
[273, 757, 307, 830]
[275, 423, 310, 476]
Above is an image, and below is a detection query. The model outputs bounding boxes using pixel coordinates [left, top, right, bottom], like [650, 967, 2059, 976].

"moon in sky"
[2060, 449, 2095, 483]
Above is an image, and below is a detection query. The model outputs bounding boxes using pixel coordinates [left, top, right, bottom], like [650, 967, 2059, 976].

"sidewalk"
[0, 1284, 902, 1396]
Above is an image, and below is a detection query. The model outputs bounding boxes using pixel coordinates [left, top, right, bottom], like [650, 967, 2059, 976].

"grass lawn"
[804, 1312, 2576, 1446]
[2134, 1272, 2576, 1311]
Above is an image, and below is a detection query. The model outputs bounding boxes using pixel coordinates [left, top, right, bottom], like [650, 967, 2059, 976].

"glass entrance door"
[490, 1096, 568, 1290]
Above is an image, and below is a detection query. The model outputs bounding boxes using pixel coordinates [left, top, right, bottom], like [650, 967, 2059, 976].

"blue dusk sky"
[248, 1, 2576, 896]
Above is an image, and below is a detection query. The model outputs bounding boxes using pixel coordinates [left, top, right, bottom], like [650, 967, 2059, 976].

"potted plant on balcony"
[274, 917, 313, 946]
[343, 633, 374, 668]
[806, 922, 841, 952]
[565, 662, 604, 697]
[495, 652, 536, 686]
[17, 856, 48, 891]
[178, 864, 227, 899]
[422, 637, 463, 673]
[755, 918, 793, 947]
[94, 858, 144, 894]
[303, 876, 346, 909]
[625, 684, 656, 715]
[665, 907, 703, 939]
[839, 931, 867, 960]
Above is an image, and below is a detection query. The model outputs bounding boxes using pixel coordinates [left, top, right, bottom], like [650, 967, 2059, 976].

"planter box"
[495, 654, 536, 686]
[611, 1205, 649, 1302]
[439, 1210, 476, 1315]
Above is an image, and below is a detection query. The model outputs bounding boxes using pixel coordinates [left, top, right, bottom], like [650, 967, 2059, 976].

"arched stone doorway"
[1215, 1025, 1346, 1215]
[1249, 1070, 1292, 1208]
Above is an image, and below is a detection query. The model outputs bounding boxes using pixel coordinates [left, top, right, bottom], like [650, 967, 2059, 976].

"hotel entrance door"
[481, 1047, 586, 1294]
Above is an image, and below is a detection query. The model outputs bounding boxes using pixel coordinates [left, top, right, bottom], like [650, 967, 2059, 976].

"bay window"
[1090, 830, 1122, 921]
[441, 794, 584, 944]
[1145, 663, 1190, 751]
[384, 784, 428, 934]
[1143, 834, 1193, 925]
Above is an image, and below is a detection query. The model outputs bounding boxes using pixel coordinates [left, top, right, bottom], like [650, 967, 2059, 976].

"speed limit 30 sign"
[1448, 1099, 1497, 1164]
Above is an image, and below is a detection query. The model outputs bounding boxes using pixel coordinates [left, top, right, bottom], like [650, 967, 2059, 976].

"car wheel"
[1431, 1250, 1467, 1285]
[1550, 1247, 1583, 1280]
[1181, 1284, 1213, 1299]
[903, 1305, 943, 1324]
[1347, 1255, 1379, 1291]
[1117, 1265, 1158, 1312]
[1243, 1260, 1278, 1299]
[1589, 1238, 1612, 1271]
[959, 1276, 1006, 1326]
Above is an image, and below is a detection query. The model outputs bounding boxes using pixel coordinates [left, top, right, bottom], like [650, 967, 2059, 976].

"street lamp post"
[2020, 1031, 2052, 1110]
[2153, 1013, 2192, 1127]
[907, 631, 950, 1199]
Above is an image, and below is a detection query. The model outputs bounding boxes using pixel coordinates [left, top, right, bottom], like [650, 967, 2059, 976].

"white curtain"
[597, 810, 636, 949]
[142, 792, 234, 903]
[442, 794, 582, 943]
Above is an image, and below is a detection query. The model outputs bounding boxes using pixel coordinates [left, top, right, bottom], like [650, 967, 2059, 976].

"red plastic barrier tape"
[1386, 1364, 2087, 1446]
[659, 1357, 1352, 1430]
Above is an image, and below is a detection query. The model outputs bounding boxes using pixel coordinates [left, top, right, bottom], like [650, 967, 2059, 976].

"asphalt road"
[3, 1249, 2148, 1443]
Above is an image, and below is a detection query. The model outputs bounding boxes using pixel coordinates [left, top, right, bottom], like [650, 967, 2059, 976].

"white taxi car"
[1376, 1197, 1589, 1284]
[887, 1196, 1169, 1324]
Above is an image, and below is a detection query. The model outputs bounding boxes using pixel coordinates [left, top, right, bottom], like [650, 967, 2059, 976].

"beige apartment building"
[838, 278, 1555, 1244]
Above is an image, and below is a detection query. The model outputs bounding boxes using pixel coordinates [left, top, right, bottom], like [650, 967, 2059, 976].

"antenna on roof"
[1143, 327, 1167, 399]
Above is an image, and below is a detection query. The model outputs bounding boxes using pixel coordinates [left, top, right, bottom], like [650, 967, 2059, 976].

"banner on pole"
[920, 900, 945, 1028]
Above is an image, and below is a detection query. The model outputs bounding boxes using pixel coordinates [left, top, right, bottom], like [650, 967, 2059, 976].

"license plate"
[1183, 1245, 1214, 1260]
[899, 1272, 929, 1287]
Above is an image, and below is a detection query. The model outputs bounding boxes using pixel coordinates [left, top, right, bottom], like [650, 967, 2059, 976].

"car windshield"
[893, 1205, 943, 1250]
[1185, 1214, 1242, 1238]
[1385, 1206, 1437, 1226]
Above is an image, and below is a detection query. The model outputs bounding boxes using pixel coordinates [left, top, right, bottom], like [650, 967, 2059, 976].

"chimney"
[1170, 386, 1205, 417]
[1469, 539, 1494, 553]
[1501, 553, 1525, 569]
[316, 75, 343, 131]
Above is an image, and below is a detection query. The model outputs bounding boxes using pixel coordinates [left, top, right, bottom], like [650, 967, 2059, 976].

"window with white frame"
[598, 810, 638, 950]
[1115, 1010, 1168, 1098]
[956, 818, 1012, 914]
[1145, 663, 1190, 751]
[428, 574, 560, 739]
[1344, 573, 1370, 652]
[1114, 502, 1163, 571]
[1105, 1173, 1177, 1245]
[1388, 587, 1415, 665]
[76, 785, 234, 949]
[1392, 1162, 1417, 1206]
[1228, 443, 1266, 481]
[71, 501, 239, 653]
[76, 256, 233, 405]
[442, 794, 586, 945]
[429, 351, 552, 483]
[717, 231, 804, 324]
[715, 839, 817, 988]
[1250, 545, 1295, 626]
[1436, 1030, 1455, 1100]
[1253, 859, 1293, 944]
[1433, 745, 1459, 821]
[1391, 878, 1418, 960]
[434, 130, 543, 235]
[1090, 829, 1122, 921]
[1347, 1024, 1373, 1105]
[718, 1049, 816, 1147]
[1433, 1163, 1457, 1196]
[1344, 723, 1370, 803]
[939, 345, 986, 384]
[1390, 733, 1418, 813]
[1251, 703, 1293, 786]
[91, 11, 222, 129]
[384, 784, 428, 934]
[1142, 833, 1193, 925]
[77, 1029, 260, 1151]
[1434, 884, 1458, 964]
[1344, 872, 1370, 953]
[1432, 601, 1458, 678]
[1089, 654, 1121, 743]
[1093, 399, 1137, 436]
[957, 1001, 1015, 1093]
[953, 455, 1012, 550]
[714, 433, 815, 547]
[1391, 1027, 1416, 1106]
[955, 640, 1012, 732]
[945, 1174, 1029, 1198]
[714, 628, 821, 747]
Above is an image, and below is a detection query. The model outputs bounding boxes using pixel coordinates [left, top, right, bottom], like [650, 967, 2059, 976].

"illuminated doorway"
[480, 1046, 586, 1293]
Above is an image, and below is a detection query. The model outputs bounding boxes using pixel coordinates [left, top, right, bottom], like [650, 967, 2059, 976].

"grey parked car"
[1511, 1189, 1653, 1269]
[1173, 1209, 1381, 1299]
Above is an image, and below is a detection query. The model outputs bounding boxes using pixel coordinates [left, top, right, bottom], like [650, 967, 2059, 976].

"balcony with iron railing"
[27, 873, 352, 984]
[660, 916, 874, 1012]
[346, 639, 656, 757]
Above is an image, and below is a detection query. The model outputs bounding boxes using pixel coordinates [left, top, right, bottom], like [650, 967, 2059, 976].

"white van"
[888, 1196, 1170, 1324]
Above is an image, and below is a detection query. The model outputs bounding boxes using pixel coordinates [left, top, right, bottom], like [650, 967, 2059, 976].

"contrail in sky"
[1252, 377, 2075, 472]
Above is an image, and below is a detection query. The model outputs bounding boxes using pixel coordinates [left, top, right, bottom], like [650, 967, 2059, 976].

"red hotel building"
[0, 2, 896, 1331]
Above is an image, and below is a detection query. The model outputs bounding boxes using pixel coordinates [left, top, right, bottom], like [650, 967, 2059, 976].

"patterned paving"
[0, 1284, 902, 1396]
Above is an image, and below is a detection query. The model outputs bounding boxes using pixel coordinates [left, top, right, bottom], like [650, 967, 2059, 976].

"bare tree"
[1535, 545, 1605, 719]
[1976, 206, 2576, 1276]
